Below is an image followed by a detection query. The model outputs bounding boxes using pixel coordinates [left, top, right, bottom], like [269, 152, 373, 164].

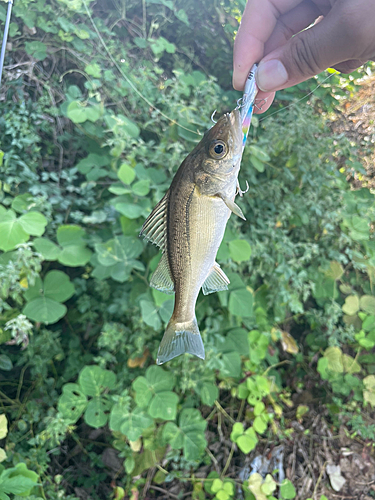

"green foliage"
[23, 270, 75, 324]
[58, 365, 116, 427]
[0, 0, 374, 497]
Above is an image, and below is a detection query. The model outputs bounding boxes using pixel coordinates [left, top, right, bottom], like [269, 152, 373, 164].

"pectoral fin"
[202, 263, 230, 295]
[150, 253, 174, 294]
[219, 194, 246, 220]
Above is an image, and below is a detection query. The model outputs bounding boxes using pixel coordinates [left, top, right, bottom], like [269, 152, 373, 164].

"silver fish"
[140, 109, 244, 364]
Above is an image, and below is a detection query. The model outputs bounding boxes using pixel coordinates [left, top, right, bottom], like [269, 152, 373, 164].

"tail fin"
[156, 317, 205, 365]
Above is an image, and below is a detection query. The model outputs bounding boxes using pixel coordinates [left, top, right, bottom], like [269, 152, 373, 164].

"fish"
[140, 108, 245, 365]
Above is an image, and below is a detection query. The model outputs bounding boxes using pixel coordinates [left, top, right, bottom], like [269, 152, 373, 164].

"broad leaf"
[58, 383, 88, 423]
[78, 365, 116, 396]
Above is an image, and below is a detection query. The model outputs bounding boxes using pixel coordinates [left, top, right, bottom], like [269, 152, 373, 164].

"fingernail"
[256, 60, 288, 91]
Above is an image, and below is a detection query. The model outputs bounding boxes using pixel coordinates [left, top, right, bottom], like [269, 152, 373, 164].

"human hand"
[233, 0, 375, 113]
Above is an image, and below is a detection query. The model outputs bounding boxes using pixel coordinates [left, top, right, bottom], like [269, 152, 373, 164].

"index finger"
[233, 0, 303, 90]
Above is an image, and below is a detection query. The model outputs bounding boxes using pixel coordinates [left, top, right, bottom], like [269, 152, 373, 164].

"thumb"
[255, 4, 361, 92]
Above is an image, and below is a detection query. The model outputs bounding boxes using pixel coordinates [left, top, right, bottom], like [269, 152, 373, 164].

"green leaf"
[33, 238, 61, 260]
[1, 476, 38, 495]
[0, 355, 12, 371]
[118, 163, 136, 185]
[57, 225, 86, 247]
[229, 287, 253, 317]
[249, 145, 270, 162]
[342, 295, 360, 316]
[23, 297, 67, 324]
[76, 154, 109, 175]
[211, 478, 223, 493]
[250, 155, 265, 172]
[18, 212, 47, 236]
[325, 261, 344, 280]
[95, 235, 142, 265]
[84, 397, 112, 428]
[109, 398, 130, 431]
[363, 375, 375, 406]
[58, 383, 88, 423]
[132, 377, 153, 407]
[198, 382, 218, 406]
[162, 422, 184, 449]
[261, 474, 277, 496]
[119, 407, 153, 441]
[24, 40, 47, 60]
[179, 408, 207, 460]
[67, 101, 88, 123]
[114, 202, 144, 219]
[56, 225, 92, 266]
[228, 239, 251, 263]
[0, 415, 7, 439]
[148, 391, 178, 420]
[254, 402, 265, 416]
[78, 365, 116, 397]
[0, 212, 29, 251]
[237, 427, 258, 453]
[140, 300, 161, 331]
[43, 270, 75, 302]
[360, 295, 375, 314]
[58, 245, 92, 267]
[85, 105, 101, 122]
[253, 415, 267, 434]
[230, 422, 244, 442]
[248, 473, 267, 500]
[133, 365, 175, 410]
[85, 63, 101, 78]
[280, 479, 296, 499]
[11, 193, 35, 213]
[132, 179, 150, 197]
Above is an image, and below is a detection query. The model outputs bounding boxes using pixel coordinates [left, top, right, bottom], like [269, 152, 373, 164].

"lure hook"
[210, 110, 217, 124]
[237, 180, 249, 197]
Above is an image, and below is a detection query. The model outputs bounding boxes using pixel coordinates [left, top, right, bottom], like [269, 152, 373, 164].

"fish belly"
[169, 190, 230, 322]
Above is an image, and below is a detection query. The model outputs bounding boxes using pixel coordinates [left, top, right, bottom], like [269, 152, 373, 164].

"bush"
[0, 0, 374, 498]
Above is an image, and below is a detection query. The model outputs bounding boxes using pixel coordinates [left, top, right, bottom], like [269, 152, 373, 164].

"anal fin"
[219, 194, 246, 220]
[150, 253, 174, 294]
[202, 262, 230, 295]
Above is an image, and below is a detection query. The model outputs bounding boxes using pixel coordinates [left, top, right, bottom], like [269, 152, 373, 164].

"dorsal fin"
[202, 263, 230, 295]
[140, 191, 169, 251]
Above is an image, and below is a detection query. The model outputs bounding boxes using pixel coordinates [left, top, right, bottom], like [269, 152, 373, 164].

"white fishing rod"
[0, 0, 13, 87]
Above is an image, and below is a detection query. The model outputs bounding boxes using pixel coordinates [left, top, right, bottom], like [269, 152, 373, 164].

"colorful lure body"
[240, 63, 258, 149]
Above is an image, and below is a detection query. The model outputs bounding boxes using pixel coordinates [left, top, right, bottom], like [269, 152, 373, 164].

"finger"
[256, 0, 373, 92]
[233, 0, 304, 90]
[263, 0, 322, 55]
[333, 59, 364, 74]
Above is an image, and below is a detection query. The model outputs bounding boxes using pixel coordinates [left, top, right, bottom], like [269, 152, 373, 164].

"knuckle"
[289, 35, 321, 77]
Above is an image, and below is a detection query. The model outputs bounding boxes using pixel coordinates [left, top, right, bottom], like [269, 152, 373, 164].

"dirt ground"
[330, 73, 375, 188]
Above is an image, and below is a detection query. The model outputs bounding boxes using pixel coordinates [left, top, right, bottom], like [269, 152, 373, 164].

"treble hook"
[254, 98, 268, 112]
[236, 180, 249, 197]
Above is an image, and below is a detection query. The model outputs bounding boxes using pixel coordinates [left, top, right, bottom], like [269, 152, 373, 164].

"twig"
[221, 442, 235, 478]
[206, 447, 221, 474]
[312, 461, 327, 500]
[215, 401, 236, 425]
[148, 485, 179, 499]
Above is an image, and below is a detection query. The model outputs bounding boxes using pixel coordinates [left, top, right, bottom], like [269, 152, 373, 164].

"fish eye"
[209, 140, 227, 159]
